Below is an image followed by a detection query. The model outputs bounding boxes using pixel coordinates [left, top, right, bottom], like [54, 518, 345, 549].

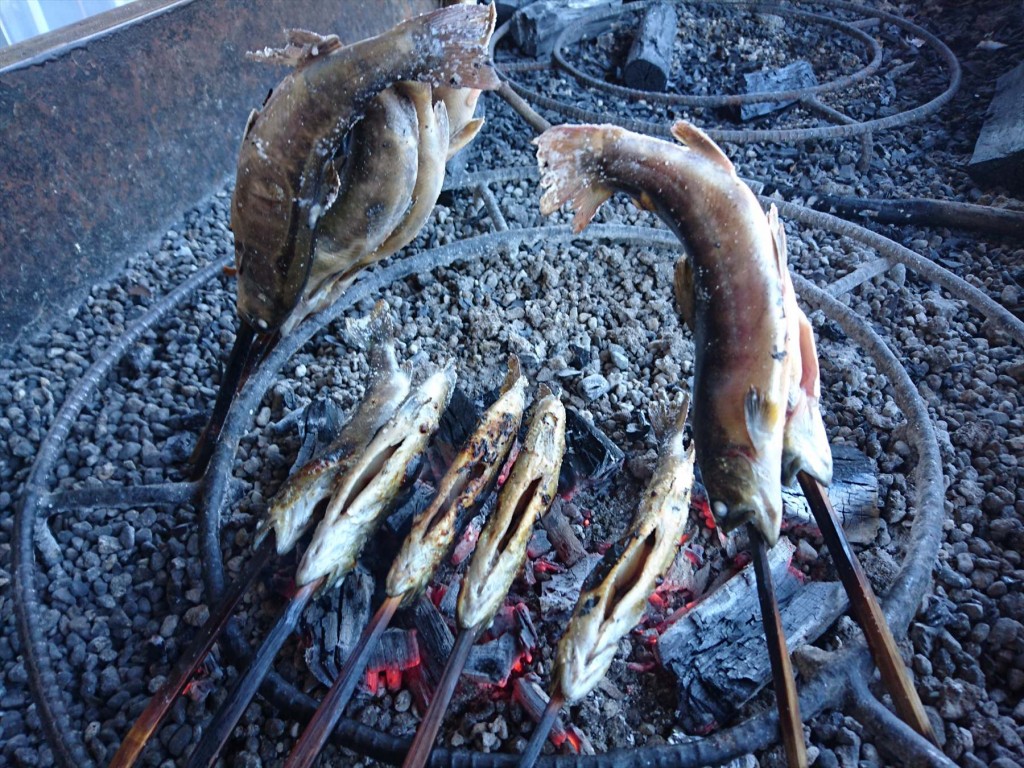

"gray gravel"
[2, 1, 1023, 767]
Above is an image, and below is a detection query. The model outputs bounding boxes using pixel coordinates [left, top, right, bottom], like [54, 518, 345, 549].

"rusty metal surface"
[0, 0, 433, 345]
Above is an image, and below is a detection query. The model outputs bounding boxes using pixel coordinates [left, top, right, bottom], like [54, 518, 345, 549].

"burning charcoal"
[412, 595, 455, 689]
[740, 61, 818, 121]
[513, 678, 592, 755]
[781, 443, 879, 544]
[622, 2, 677, 92]
[365, 628, 420, 694]
[557, 407, 625, 497]
[656, 539, 847, 733]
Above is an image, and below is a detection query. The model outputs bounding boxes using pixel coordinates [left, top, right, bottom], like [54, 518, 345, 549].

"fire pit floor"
[3, 2, 1023, 767]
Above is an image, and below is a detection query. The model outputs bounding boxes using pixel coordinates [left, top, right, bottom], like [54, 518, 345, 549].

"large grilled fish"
[536, 121, 830, 545]
[233, 3, 499, 332]
[296, 365, 456, 589]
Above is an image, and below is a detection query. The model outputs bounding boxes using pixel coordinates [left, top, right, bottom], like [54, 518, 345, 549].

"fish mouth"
[702, 451, 783, 544]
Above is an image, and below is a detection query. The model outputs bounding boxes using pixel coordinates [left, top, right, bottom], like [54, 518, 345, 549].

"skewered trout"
[536, 121, 831, 545]
[519, 397, 694, 767]
[233, 3, 499, 333]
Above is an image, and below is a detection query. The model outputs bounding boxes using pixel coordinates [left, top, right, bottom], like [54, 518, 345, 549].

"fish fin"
[447, 117, 484, 159]
[673, 254, 695, 331]
[246, 29, 342, 68]
[670, 121, 735, 175]
[535, 126, 614, 232]
[242, 108, 258, 140]
[768, 204, 789, 283]
[423, 3, 500, 91]
[744, 386, 780, 449]
[781, 400, 832, 487]
[797, 309, 821, 400]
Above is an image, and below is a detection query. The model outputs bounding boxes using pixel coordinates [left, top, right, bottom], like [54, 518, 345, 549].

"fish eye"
[712, 501, 728, 517]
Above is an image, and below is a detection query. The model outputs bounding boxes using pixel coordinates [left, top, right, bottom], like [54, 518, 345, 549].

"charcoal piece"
[969, 61, 1024, 192]
[540, 552, 603, 615]
[513, 677, 595, 754]
[740, 61, 818, 121]
[510, 0, 622, 59]
[365, 627, 420, 681]
[557, 407, 625, 497]
[412, 596, 455, 688]
[431, 386, 484, 469]
[622, 2, 677, 92]
[657, 539, 847, 733]
[302, 566, 374, 686]
[541, 498, 588, 567]
[384, 479, 438, 536]
[463, 631, 519, 685]
[292, 396, 345, 468]
[781, 443, 879, 544]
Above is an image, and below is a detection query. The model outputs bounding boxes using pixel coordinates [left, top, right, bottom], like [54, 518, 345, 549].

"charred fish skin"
[554, 398, 694, 703]
[386, 356, 527, 604]
[458, 391, 566, 632]
[256, 305, 411, 555]
[295, 365, 457, 590]
[233, 3, 499, 332]
[535, 121, 787, 544]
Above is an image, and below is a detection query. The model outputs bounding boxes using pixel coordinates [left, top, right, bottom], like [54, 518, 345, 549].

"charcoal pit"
[3, 2, 1024, 767]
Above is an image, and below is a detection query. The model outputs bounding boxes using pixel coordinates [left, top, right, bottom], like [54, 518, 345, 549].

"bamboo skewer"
[798, 472, 935, 743]
[108, 535, 276, 768]
[750, 526, 808, 768]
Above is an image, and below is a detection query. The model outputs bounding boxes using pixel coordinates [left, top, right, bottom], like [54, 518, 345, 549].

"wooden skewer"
[109, 535, 276, 768]
[798, 472, 935, 743]
[185, 577, 323, 768]
[285, 594, 403, 768]
[517, 690, 565, 768]
[750, 525, 808, 768]
[401, 624, 482, 768]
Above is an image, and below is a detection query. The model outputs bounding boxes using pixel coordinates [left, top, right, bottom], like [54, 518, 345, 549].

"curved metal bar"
[14, 258, 227, 768]
[42, 481, 200, 512]
[500, 0, 961, 144]
[551, 0, 883, 107]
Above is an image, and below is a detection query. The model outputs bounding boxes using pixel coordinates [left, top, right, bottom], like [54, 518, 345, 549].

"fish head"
[699, 448, 782, 545]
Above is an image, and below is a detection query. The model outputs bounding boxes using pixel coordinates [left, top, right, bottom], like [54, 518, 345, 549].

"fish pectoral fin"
[744, 387, 781, 449]
[767, 204, 788, 281]
[447, 117, 484, 159]
[673, 254, 695, 331]
[782, 402, 833, 487]
[670, 121, 735, 175]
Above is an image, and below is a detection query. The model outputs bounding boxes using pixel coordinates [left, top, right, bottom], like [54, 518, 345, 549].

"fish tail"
[415, 3, 500, 92]
[534, 125, 614, 233]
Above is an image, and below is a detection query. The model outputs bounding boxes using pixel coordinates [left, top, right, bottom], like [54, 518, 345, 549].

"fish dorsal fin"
[670, 121, 735, 175]
[767, 204, 788, 280]
[247, 29, 342, 69]
[744, 386, 779, 449]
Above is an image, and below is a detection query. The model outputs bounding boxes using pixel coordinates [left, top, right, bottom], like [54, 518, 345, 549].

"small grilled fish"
[554, 397, 694, 703]
[387, 356, 527, 604]
[255, 304, 411, 554]
[458, 389, 566, 632]
[233, 3, 499, 332]
[536, 121, 791, 545]
[296, 365, 456, 589]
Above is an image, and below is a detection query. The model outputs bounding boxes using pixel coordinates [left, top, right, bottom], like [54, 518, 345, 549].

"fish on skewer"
[285, 357, 527, 768]
[185, 367, 456, 768]
[109, 304, 408, 768]
[402, 390, 567, 768]
[535, 120, 931, 763]
[190, 3, 498, 473]
[518, 396, 695, 768]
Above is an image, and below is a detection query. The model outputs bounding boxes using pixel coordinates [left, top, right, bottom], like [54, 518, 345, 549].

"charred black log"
[510, 0, 622, 59]
[622, 3, 677, 92]
[740, 61, 818, 121]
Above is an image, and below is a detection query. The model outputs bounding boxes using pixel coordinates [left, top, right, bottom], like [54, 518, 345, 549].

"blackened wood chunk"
[293, 395, 345, 468]
[510, 0, 622, 59]
[969, 61, 1024, 192]
[623, 3, 677, 92]
[656, 539, 848, 733]
[412, 596, 455, 687]
[558, 406, 625, 497]
[740, 60, 818, 121]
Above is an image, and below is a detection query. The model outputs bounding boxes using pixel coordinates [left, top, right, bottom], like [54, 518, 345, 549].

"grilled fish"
[554, 397, 694, 703]
[386, 356, 527, 604]
[536, 121, 808, 545]
[434, 0, 486, 159]
[458, 389, 566, 632]
[296, 365, 456, 589]
[255, 304, 411, 554]
[233, 3, 499, 332]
